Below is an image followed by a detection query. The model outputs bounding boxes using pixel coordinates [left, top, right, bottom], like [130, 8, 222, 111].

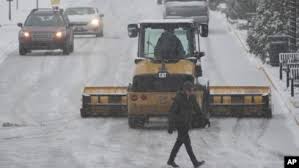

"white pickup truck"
[163, 0, 209, 37]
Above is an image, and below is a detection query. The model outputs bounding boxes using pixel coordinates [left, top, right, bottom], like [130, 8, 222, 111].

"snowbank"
[219, 11, 299, 147]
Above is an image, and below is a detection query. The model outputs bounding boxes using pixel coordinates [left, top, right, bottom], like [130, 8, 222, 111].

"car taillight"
[131, 94, 138, 101]
[141, 94, 147, 101]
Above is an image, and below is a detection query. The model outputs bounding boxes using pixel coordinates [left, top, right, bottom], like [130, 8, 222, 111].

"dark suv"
[18, 8, 74, 55]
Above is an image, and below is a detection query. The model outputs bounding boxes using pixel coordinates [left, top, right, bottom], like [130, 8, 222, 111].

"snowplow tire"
[128, 116, 145, 129]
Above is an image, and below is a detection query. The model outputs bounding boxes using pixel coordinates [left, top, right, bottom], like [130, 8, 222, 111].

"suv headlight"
[91, 19, 100, 26]
[21, 31, 30, 38]
[55, 31, 63, 38]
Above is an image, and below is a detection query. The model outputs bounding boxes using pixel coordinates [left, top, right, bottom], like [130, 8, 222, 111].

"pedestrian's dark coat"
[168, 90, 203, 131]
[154, 31, 185, 60]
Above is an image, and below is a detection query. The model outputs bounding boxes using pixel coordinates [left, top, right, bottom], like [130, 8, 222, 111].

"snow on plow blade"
[208, 86, 272, 118]
[80, 87, 128, 117]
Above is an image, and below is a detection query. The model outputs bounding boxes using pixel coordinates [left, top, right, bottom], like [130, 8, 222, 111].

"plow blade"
[208, 86, 272, 118]
[80, 87, 128, 117]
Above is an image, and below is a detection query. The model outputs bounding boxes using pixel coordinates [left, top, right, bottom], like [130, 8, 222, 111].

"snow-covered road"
[0, 0, 298, 168]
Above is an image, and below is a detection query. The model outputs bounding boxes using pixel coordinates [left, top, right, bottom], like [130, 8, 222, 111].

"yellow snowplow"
[80, 19, 272, 128]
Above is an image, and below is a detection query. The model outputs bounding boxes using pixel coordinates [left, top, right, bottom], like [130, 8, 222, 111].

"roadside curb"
[226, 18, 250, 52]
[261, 67, 299, 126]
[223, 14, 299, 126]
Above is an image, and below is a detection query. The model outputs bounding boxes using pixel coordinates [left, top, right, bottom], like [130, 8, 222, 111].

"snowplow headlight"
[91, 19, 100, 26]
[55, 31, 63, 38]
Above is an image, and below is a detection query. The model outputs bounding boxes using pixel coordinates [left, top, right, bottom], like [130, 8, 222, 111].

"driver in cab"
[154, 27, 185, 60]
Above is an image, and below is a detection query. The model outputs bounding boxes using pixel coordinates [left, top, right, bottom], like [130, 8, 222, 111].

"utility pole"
[16, 0, 18, 10]
[288, 0, 297, 51]
[7, 0, 13, 21]
[36, 0, 39, 8]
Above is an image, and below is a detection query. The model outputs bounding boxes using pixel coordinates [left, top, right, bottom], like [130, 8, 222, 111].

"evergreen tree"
[247, 0, 289, 60]
[209, 0, 225, 10]
[226, 0, 259, 19]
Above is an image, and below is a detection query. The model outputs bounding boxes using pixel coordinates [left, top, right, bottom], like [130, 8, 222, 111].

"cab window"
[143, 27, 192, 59]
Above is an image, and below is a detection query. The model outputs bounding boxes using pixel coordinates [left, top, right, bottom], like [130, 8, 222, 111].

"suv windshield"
[25, 13, 65, 27]
[143, 26, 192, 59]
[65, 8, 95, 15]
[166, 0, 206, 2]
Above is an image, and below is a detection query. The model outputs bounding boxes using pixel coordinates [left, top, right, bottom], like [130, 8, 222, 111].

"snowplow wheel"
[128, 116, 145, 129]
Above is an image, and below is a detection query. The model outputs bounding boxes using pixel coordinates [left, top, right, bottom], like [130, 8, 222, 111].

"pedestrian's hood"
[68, 15, 98, 23]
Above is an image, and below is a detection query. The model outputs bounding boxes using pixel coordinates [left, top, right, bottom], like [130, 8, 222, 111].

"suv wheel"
[19, 44, 27, 56]
[70, 39, 74, 53]
[62, 42, 71, 55]
[96, 30, 104, 38]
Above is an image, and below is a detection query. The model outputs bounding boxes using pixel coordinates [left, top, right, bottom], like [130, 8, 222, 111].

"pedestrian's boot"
[167, 161, 180, 168]
[193, 160, 205, 168]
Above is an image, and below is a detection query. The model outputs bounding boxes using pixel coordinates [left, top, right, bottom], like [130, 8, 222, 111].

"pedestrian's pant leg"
[168, 129, 184, 162]
[183, 131, 198, 165]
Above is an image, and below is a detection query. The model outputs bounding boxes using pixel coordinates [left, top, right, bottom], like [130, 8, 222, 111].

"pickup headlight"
[90, 19, 100, 26]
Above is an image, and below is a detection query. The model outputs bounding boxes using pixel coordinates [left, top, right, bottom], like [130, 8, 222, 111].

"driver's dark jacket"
[154, 32, 185, 59]
[168, 90, 202, 130]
